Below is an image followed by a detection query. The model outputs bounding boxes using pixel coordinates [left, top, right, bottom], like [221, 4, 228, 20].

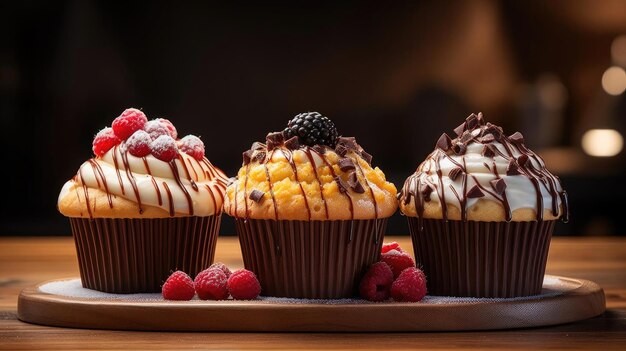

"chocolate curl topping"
[337, 136, 359, 150]
[476, 112, 485, 125]
[254, 151, 266, 162]
[466, 114, 478, 130]
[490, 178, 507, 195]
[484, 124, 503, 141]
[266, 132, 285, 150]
[460, 132, 474, 144]
[448, 167, 463, 181]
[506, 159, 522, 175]
[452, 142, 467, 155]
[242, 150, 253, 165]
[347, 172, 365, 193]
[334, 175, 349, 194]
[249, 189, 265, 203]
[482, 144, 495, 157]
[312, 145, 326, 154]
[335, 144, 348, 157]
[338, 158, 356, 172]
[284, 136, 300, 150]
[453, 123, 466, 137]
[466, 185, 485, 198]
[509, 132, 524, 144]
[360, 150, 373, 164]
[250, 141, 265, 151]
[437, 133, 453, 151]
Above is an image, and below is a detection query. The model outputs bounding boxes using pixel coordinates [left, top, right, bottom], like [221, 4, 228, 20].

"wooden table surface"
[0, 236, 625, 350]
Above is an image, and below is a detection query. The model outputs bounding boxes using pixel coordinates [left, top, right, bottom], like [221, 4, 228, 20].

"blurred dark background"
[2, 0, 626, 237]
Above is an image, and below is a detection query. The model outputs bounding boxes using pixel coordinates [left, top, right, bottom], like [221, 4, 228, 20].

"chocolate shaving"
[453, 123, 466, 137]
[436, 133, 452, 151]
[466, 114, 478, 130]
[334, 175, 349, 194]
[254, 151, 266, 162]
[490, 178, 507, 195]
[484, 124, 502, 141]
[250, 141, 265, 151]
[249, 189, 265, 203]
[448, 167, 462, 181]
[266, 132, 284, 150]
[476, 112, 484, 125]
[312, 145, 326, 154]
[338, 158, 356, 172]
[466, 185, 484, 198]
[337, 136, 358, 150]
[284, 136, 300, 150]
[479, 134, 495, 143]
[360, 150, 373, 164]
[242, 150, 253, 165]
[506, 159, 522, 175]
[335, 144, 348, 157]
[347, 172, 365, 193]
[482, 144, 495, 157]
[509, 132, 524, 144]
[452, 143, 466, 155]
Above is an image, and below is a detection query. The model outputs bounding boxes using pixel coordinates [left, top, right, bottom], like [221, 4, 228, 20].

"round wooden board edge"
[17, 275, 606, 332]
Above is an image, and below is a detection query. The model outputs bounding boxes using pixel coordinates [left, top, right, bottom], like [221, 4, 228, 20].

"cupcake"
[399, 113, 569, 298]
[224, 112, 397, 298]
[58, 108, 228, 293]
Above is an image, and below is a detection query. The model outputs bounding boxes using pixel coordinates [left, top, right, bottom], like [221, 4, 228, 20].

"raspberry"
[194, 268, 229, 300]
[151, 135, 179, 162]
[162, 270, 195, 301]
[112, 108, 148, 140]
[380, 249, 415, 278]
[390, 267, 427, 302]
[179, 135, 205, 160]
[283, 112, 339, 147]
[124, 130, 152, 157]
[359, 262, 393, 302]
[227, 269, 261, 300]
[208, 262, 232, 278]
[92, 127, 121, 157]
[144, 119, 176, 140]
[156, 118, 177, 139]
[381, 242, 403, 254]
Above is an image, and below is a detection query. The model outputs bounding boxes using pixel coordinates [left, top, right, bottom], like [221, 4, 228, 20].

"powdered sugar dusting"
[144, 120, 172, 140]
[39, 279, 564, 304]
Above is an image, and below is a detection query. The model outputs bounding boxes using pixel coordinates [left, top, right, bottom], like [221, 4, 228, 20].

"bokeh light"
[582, 129, 624, 157]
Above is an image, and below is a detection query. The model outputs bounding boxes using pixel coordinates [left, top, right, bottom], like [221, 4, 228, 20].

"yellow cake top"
[224, 132, 398, 221]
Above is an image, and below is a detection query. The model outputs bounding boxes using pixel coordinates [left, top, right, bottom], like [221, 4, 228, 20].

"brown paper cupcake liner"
[235, 218, 387, 299]
[408, 218, 555, 298]
[69, 215, 221, 293]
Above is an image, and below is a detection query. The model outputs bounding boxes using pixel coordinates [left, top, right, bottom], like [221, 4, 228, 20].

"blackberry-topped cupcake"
[399, 113, 569, 298]
[58, 108, 228, 293]
[224, 112, 397, 298]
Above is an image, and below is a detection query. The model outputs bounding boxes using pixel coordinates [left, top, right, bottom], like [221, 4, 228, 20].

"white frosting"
[407, 129, 565, 217]
[59, 146, 228, 216]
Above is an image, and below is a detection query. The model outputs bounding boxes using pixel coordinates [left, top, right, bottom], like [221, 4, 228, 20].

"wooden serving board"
[17, 275, 605, 332]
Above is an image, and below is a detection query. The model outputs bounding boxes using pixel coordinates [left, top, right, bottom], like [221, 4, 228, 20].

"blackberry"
[283, 112, 339, 147]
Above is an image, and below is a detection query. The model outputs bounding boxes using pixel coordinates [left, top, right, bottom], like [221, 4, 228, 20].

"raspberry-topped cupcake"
[58, 108, 227, 293]
[224, 112, 397, 298]
[399, 113, 569, 298]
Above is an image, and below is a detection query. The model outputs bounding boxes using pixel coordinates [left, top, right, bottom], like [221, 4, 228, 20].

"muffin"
[58, 108, 228, 293]
[399, 113, 569, 298]
[224, 112, 398, 298]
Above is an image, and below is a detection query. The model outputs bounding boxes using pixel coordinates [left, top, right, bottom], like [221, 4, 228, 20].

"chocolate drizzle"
[233, 132, 383, 221]
[399, 113, 570, 224]
[72, 146, 227, 219]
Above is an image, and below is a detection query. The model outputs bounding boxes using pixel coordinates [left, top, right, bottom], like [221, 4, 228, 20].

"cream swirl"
[399, 113, 569, 222]
[58, 145, 228, 218]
